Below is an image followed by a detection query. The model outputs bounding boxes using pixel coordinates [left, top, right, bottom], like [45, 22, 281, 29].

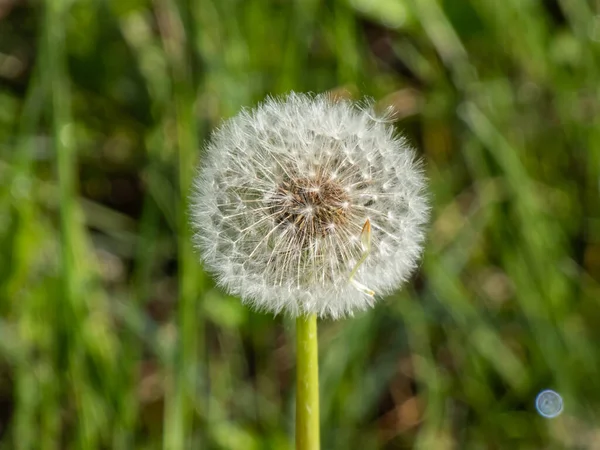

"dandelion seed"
[190, 92, 429, 318]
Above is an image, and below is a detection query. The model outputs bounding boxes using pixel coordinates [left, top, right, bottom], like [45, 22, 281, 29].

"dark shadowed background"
[1, 0, 599, 448]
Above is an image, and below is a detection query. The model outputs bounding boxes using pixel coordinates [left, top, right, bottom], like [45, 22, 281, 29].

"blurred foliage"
[1, 0, 600, 448]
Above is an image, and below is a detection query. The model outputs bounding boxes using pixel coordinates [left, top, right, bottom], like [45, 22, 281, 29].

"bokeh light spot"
[535, 390, 563, 419]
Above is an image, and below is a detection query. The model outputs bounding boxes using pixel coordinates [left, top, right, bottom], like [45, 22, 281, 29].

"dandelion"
[190, 92, 429, 319]
[191, 92, 429, 450]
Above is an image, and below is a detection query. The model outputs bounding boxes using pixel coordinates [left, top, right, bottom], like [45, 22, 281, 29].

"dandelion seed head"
[190, 92, 429, 318]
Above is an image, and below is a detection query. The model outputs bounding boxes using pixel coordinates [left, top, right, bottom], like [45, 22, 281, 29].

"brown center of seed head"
[269, 175, 350, 239]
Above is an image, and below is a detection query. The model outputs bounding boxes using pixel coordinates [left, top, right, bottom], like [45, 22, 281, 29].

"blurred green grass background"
[1, 0, 600, 448]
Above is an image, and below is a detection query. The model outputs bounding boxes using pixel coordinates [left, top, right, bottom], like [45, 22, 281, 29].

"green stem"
[157, 0, 202, 448]
[296, 314, 320, 450]
[44, 1, 73, 448]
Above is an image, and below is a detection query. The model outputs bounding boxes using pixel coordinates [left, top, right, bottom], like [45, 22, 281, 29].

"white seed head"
[190, 92, 429, 319]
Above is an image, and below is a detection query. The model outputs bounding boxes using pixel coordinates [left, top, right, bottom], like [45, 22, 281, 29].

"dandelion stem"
[296, 314, 320, 450]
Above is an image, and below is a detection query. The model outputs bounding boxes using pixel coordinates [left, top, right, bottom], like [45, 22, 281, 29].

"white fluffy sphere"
[190, 93, 429, 319]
